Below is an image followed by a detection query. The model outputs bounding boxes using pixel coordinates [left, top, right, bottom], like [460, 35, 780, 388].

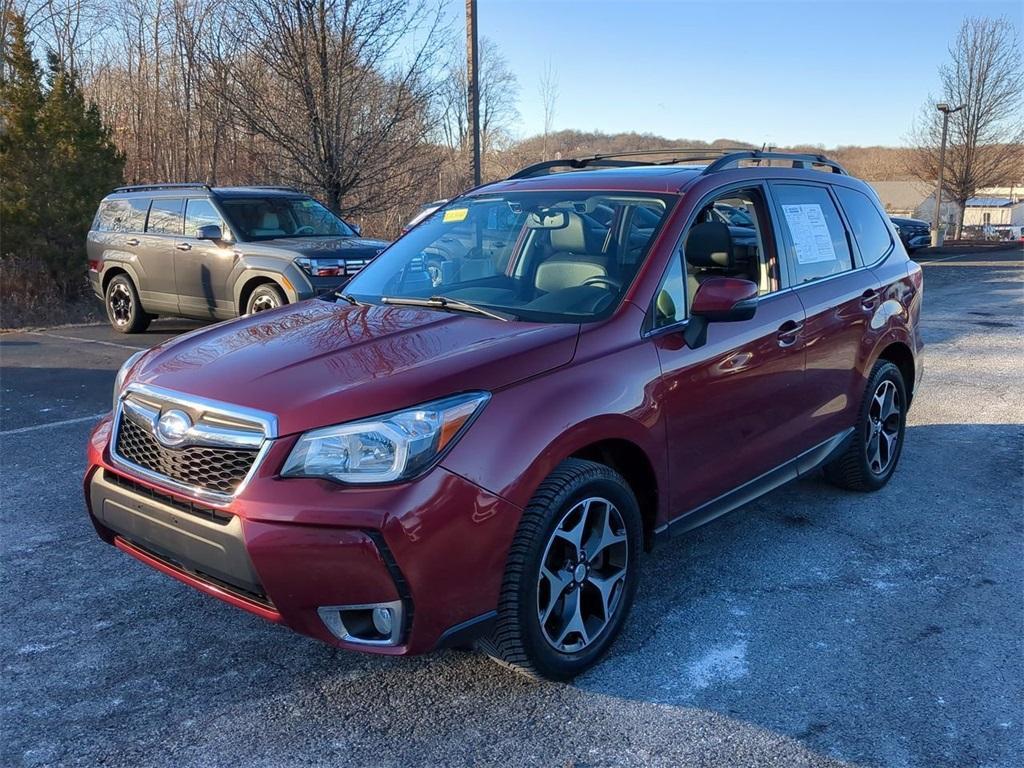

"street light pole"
[931, 102, 965, 247]
[465, 0, 481, 187]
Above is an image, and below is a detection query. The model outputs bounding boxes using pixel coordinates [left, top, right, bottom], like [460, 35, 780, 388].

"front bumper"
[85, 415, 521, 655]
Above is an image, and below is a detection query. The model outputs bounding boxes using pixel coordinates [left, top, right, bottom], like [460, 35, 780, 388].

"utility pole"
[466, 0, 481, 187]
[931, 102, 965, 246]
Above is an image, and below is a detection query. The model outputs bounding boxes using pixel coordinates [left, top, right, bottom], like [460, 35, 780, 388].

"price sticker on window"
[443, 208, 468, 223]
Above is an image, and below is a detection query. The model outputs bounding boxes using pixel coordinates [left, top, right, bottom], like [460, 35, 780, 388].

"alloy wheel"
[866, 379, 901, 475]
[250, 294, 279, 313]
[537, 497, 629, 653]
[108, 283, 133, 326]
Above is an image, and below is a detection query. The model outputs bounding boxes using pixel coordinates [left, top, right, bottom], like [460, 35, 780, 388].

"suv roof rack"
[702, 150, 848, 175]
[507, 147, 753, 180]
[113, 182, 211, 193]
[235, 185, 305, 193]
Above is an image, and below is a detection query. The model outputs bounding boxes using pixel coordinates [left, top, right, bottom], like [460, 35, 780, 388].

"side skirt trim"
[655, 428, 854, 542]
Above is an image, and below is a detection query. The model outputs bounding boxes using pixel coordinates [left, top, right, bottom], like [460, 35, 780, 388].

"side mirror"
[684, 277, 759, 349]
[197, 224, 223, 241]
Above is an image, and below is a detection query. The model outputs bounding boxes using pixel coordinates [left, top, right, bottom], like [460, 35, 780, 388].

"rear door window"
[770, 184, 853, 284]
[147, 198, 184, 235]
[184, 199, 223, 238]
[834, 186, 893, 265]
[97, 198, 149, 233]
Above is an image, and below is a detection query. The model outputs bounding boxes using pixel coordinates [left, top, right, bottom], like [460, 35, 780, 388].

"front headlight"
[113, 350, 146, 409]
[296, 257, 345, 277]
[281, 392, 489, 484]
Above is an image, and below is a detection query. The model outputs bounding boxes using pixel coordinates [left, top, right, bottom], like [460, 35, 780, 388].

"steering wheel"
[294, 225, 316, 236]
[582, 275, 622, 290]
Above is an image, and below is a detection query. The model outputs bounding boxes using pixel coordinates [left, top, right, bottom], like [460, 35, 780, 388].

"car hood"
[131, 300, 579, 436]
[248, 236, 389, 259]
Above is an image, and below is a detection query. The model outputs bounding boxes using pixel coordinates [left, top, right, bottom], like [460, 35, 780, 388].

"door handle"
[175, 242, 192, 251]
[777, 319, 803, 348]
[861, 289, 881, 310]
[125, 238, 140, 247]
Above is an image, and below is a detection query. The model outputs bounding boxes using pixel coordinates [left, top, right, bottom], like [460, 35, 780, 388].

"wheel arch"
[876, 340, 916, 405]
[569, 437, 660, 551]
[235, 274, 288, 315]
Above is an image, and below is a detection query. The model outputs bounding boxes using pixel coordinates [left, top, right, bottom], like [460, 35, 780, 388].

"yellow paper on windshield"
[443, 208, 468, 223]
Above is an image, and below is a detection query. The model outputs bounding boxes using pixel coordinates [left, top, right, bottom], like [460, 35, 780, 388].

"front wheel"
[245, 283, 287, 315]
[479, 459, 642, 680]
[824, 360, 907, 491]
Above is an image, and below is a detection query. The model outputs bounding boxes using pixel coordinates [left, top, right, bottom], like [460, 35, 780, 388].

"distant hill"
[505, 130, 917, 181]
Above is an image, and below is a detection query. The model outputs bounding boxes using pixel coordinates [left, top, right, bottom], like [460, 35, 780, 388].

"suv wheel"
[479, 459, 641, 680]
[105, 274, 152, 334]
[824, 360, 907, 491]
[246, 283, 286, 315]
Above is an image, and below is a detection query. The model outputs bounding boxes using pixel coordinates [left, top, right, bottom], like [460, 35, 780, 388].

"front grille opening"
[120, 536, 273, 608]
[103, 470, 233, 525]
[116, 417, 258, 495]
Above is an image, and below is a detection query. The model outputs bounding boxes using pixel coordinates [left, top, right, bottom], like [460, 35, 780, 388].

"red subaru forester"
[85, 150, 923, 680]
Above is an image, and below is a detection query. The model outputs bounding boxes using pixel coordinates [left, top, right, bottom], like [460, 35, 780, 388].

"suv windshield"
[344, 191, 674, 323]
[219, 197, 355, 241]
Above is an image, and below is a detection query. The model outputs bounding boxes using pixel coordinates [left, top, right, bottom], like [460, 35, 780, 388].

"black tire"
[245, 283, 287, 315]
[104, 274, 152, 334]
[479, 459, 642, 681]
[824, 360, 907, 492]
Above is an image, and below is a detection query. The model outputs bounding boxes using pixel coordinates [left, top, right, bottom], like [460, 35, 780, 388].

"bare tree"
[908, 16, 1024, 236]
[538, 58, 557, 159]
[437, 35, 519, 189]
[209, 0, 447, 216]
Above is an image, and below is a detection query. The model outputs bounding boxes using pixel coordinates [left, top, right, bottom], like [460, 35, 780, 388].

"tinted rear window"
[96, 198, 149, 233]
[147, 198, 184, 235]
[835, 187, 893, 264]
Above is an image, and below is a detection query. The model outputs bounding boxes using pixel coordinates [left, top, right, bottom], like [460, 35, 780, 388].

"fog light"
[317, 600, 404, 646]
[372, 607, 393, 636]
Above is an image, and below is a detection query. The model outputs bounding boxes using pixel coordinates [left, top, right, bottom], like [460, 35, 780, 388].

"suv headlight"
[296, 257, 345, 277]
[113, 350, 146, 409]
[281, 392, 489, 484]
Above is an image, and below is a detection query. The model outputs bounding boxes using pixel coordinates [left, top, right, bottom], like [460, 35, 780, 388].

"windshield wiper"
[334, 291, 367, 307]
[380, 295, 512, 322]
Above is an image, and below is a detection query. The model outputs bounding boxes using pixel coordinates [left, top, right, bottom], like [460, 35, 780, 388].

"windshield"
[344, 191, 675, 323]
[220, 197, 355, 241]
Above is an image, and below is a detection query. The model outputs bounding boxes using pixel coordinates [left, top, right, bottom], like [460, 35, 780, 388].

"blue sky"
[454, 0, 1022, 147]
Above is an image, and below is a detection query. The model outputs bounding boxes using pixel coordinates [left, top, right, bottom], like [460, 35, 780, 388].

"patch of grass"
[0, 254, 103, 329]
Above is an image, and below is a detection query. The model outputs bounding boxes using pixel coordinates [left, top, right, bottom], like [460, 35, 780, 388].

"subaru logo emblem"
[155, 409, 192, 448]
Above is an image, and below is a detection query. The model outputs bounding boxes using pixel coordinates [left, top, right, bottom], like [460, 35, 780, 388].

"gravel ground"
[1, 248, 1021, 768]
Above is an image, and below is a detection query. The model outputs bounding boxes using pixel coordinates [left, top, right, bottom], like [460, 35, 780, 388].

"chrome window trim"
[110, 383, 277, 507]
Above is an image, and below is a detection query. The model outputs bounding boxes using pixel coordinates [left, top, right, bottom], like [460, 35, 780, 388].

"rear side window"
[184, 199, 223, 237]
[96, 198, 149, 233]
[834, 187, 893, 265]
[771, 184, 853, 284]
[147, 198, 184, 235]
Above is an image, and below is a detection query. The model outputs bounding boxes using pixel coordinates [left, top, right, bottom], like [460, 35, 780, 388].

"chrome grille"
[116, 418, 257, 495]
[111, 384, 276, 502]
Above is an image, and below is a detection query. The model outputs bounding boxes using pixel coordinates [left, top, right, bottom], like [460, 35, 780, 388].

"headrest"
[685, 221, 736, 269]
[260, 212, 280, 229]
[549, 212, 589, 253]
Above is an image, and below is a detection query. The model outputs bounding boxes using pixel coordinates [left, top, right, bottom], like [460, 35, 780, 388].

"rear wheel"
[105, 274, 152, 334]
[479, 459, 641, 680]
[245, 283, 286, 315]
[824, 360, 907, 491]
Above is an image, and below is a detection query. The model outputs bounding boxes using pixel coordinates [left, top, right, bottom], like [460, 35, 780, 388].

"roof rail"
[701, 151, 848, 175]
[113, 182, 211, 193]
[508, 147, 753, 180]
[240, 185, 305, 193]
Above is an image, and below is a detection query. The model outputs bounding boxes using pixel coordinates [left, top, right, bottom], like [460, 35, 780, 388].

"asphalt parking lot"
[2, 248, 1022, 768]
